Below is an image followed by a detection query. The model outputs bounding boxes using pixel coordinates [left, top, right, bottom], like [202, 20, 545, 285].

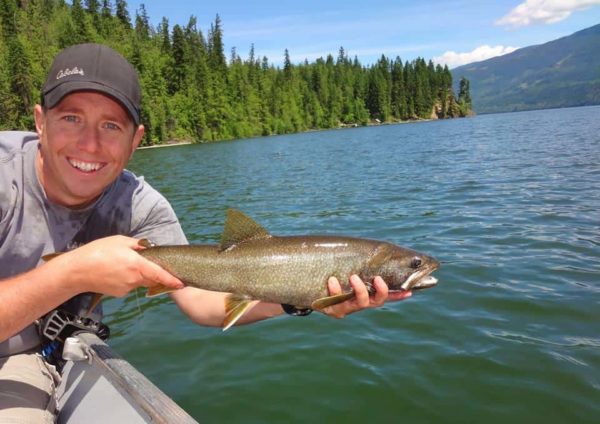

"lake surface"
[109, 106, 600, 423]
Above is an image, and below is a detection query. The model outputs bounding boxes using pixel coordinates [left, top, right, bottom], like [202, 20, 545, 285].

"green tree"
[169, 24, 186, 94]
[115, 0, 130, 28]
[134, 3, 150, 41]
[458, 76, 472, 116]
[366, 55, 391, 121]
[391, 58, 406, 120]
[99, 0, 113, 37]
[70, 0, 92, 43]
[158, 16, 170, 53]
[207, 14, 226, 74]
[0, 0, 34, 128]
[85, 0, 101, 33]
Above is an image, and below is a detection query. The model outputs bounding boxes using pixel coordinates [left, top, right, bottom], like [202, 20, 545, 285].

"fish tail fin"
[223, 295, 259, 331]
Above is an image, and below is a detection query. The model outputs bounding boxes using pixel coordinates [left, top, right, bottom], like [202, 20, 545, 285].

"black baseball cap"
[42, 43, 141, 125]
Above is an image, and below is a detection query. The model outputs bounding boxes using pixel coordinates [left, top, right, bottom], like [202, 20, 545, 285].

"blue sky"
[126, 0, 600, 68]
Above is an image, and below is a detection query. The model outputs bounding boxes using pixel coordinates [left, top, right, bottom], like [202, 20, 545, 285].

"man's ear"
[34, 105, 45, 136]
[130, 124, 145, 158]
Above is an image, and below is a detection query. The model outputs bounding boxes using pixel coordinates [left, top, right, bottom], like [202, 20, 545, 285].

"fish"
[139, 209, 440, 330]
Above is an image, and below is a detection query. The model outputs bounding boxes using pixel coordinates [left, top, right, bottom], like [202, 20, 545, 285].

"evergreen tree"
[458, 76, 472, 116]
[404, 61, 415, 118]
[0, 0, 33, 128]
[70, 0, 92, 44]
[366, 55, 391, 121]
[207, 14, 226, 74]
[101, 0, 112, 19]
[99, 0, 112, 37]
[391, 58, 406, 120]
[159, 16, 170, 53]
[115, 0, 130, 28]
[283, 48, 292, 79]
[169, 24, 186, 94]
[134, 3, 150, 41]
[414, 58, 431, 118]
[85, 0, 101, 33]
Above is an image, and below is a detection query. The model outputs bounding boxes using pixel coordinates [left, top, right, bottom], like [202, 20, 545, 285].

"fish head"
[368, 243, 440, 292]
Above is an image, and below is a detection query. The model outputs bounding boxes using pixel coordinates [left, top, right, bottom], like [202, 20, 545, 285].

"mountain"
[452, 24, 600, 114]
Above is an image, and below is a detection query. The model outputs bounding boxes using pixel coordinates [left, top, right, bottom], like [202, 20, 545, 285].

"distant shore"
[137, 141, 193, 150]
[135, 118, 444, 149]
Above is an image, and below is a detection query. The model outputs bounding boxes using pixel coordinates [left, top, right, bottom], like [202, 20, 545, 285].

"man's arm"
[170, 274, 412, 328]
[0, 261, 78, 342]
[0, 235, 184, 342]
[170, 288, 284, 327]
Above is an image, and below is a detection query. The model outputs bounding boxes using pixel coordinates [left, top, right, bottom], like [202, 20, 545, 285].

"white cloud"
[496, 0, 600, 28]
[433, 45, 518, 68]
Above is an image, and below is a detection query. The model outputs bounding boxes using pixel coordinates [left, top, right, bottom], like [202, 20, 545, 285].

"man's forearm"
[0, 262, 78, 342]
[170, 287, 284, 328]
[0, 235, 186, 341]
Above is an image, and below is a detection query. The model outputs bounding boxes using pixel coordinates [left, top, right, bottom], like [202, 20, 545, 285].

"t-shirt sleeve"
[128, 179, 188, 246]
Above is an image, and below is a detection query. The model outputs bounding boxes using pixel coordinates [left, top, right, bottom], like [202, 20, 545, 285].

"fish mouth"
[398, 263, 440, 291]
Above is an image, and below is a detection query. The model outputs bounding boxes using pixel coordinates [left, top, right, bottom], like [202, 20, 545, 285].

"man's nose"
[77, 124, 101, 153]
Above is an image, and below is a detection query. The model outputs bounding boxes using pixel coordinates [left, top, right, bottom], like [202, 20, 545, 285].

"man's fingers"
[327, 276, 343, 295]
[388, 290, 413, 301]
[323, 274, 413, 319]
[140, 261, 184, 290]
[349, 275, 370, 308]
[371, 276, 388, 307]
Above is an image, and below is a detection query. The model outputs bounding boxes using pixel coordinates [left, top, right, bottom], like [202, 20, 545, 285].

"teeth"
[69, 159, 103, 172]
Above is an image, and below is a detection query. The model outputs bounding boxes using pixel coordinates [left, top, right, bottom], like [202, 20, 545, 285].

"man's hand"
[322, 275, 412, 319]
[51, 235, 184, 297]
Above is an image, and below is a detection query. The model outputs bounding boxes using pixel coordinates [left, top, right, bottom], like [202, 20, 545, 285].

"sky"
[125, 0, 600, 68]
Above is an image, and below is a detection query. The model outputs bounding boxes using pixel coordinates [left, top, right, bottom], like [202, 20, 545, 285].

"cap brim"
[43, 81, 140, 125]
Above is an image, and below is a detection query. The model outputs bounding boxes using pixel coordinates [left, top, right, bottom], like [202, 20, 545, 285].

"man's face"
[34, 91, 144, 208]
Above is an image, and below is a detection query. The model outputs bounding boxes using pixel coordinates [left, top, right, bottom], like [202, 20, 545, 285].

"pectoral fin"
[311, 291, 356, 311]
[223, 294, 260, 331]
[146, 284, 176, 297]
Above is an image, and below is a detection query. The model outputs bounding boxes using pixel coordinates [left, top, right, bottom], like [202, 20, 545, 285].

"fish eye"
[410, 257, 422, 268]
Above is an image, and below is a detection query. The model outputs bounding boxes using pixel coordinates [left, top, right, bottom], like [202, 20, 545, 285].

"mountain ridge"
[452, 24, 600, 114]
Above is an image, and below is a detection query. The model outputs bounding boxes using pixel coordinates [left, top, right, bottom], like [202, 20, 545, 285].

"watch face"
[282, 304, 313, 316]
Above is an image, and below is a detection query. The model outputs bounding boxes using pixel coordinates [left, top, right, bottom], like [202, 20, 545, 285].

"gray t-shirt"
[0, 131, 188, 355]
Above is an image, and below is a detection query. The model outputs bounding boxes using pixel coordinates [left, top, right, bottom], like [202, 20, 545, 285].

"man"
[0, 43, 411, 421]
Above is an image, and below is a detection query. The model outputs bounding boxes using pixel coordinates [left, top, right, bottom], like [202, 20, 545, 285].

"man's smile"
[67, 157, 106, 173]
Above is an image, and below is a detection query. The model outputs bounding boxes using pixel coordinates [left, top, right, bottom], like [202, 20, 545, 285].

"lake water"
[108, 106, 600, 423]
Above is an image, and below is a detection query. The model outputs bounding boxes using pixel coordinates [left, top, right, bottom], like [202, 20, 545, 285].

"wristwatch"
[281, 304, 313, 316]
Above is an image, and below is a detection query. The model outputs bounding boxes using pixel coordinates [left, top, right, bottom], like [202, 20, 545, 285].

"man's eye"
[104, 122, 120, 130]
[64, 115, 78, 122]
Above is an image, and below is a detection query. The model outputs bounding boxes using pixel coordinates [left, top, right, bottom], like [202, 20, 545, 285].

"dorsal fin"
[219, 209, 271, 251]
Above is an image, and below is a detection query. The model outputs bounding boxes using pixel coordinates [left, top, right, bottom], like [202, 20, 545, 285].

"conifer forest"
[0, 0, 472, 145]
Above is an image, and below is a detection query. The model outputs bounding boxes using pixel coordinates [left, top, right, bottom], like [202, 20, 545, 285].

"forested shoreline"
[0, 0, 472, 145]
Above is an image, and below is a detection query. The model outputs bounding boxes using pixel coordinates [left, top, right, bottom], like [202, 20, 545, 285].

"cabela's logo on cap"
[56, 67, 85, 80]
